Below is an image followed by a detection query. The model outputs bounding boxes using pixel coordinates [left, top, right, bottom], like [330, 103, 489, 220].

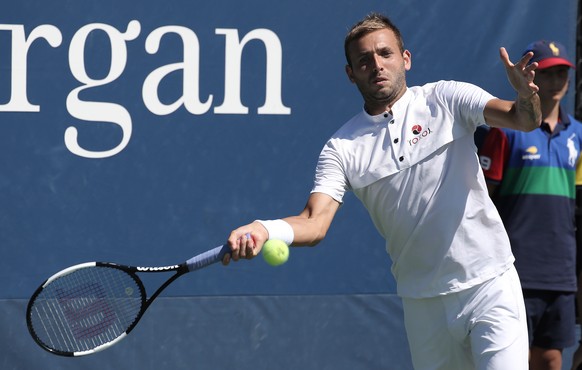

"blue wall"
[1, 0, 578, 368]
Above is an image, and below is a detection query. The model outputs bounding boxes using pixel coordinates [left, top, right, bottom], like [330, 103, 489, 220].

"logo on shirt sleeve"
[479, 155, 492, 170]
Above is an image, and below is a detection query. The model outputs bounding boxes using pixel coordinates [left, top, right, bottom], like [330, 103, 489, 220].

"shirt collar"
[541, 106, 570, 135]
[362, 88, 412, 124]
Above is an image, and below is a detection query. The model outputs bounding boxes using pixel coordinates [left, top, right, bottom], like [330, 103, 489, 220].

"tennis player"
[224, 13, 541, 370]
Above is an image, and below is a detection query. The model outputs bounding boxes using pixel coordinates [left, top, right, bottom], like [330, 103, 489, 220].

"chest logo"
[408, 124, 432, 146]
[567, 134, 578, 167]
[522, 146, 540, 160]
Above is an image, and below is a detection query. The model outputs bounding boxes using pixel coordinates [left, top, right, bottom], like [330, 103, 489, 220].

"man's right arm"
[223, 192, 341, 264]
[283, 192, 341, 246]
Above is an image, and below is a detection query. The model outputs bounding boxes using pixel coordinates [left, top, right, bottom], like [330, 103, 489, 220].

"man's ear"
[345, 64, 355, 83]
[403, 50, 412, 71]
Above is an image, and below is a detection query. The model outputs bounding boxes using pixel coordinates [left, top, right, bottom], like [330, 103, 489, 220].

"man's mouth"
[372, 76, 388, 85]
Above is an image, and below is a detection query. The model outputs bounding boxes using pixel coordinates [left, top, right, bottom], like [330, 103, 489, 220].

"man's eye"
[358, 57, 370, 65]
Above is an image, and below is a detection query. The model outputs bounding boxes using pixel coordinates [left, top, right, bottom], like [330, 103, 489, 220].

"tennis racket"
[26, 243, 231, 357]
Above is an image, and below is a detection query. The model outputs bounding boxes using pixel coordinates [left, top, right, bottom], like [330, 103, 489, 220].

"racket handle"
[186, 244, 231, 271]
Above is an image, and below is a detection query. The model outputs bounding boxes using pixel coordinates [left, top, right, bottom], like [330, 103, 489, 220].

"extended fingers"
[499, 47, 512, 68]
[515, 51, 532, 68]
[499, 48, 537, 71]
[518, 53, 539, 92]
[498, 46, 540, 96]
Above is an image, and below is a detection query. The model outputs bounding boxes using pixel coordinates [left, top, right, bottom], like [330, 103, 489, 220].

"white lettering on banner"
[215, 28, 290, 115]
[0, 20, 292, 158]
[143, 25, 212, 115]
[66, 21, 141, 158]
[0, 24, 62, 112]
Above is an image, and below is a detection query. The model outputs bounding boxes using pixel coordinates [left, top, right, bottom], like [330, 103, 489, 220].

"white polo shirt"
[312, 80, 514, 298]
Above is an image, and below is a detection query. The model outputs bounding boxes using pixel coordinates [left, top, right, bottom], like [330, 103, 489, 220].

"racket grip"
[186, 244, 231, 271]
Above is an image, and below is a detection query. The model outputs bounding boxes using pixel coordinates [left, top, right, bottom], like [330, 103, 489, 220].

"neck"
[364, 87, 407, 116]
[541, 99, 561, 128]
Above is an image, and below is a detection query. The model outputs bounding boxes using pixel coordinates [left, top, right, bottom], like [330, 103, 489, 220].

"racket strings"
[28, 266, 144, 354]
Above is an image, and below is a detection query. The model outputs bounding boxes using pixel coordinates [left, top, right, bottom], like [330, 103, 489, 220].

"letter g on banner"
[65, 20, 141, 159]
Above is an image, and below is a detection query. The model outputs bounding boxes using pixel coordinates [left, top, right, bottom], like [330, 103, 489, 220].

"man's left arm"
[483, 47, 541, 132]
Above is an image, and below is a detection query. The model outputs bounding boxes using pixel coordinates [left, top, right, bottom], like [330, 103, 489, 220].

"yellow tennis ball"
[262, 239, 289, 266]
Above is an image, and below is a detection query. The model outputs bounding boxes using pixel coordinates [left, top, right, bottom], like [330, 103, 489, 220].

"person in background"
[573, 190, 582, 370]
[570, 141, 582, 368]
[478, 40, 582, 370]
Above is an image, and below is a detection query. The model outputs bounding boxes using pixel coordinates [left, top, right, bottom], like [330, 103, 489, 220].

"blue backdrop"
[1, 0, 578, 369]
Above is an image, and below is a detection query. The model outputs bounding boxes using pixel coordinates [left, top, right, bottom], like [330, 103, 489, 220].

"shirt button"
[399, 156, 404, 162]
[393, 138, 399, 144]
[390, 119, 395, 124]
[384, 113, 389, 118]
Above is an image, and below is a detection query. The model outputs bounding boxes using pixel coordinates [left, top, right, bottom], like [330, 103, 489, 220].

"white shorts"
[401, 266, 528, 370]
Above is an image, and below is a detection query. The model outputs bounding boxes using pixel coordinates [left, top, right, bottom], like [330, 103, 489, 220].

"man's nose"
[372, 54, 383, 71]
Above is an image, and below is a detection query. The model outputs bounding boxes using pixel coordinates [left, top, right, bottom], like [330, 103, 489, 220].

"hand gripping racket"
[26, 244, 231, 357]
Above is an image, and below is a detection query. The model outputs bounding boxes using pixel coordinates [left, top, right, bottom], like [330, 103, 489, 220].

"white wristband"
[255, 219, 294, 246]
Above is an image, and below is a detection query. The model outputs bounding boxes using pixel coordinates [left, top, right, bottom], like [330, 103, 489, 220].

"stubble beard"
[362, 72, 407, 114]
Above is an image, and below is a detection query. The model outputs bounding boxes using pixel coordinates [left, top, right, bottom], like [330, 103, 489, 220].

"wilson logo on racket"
[56, 283, 116, 341]
[136, 265, 179, 272]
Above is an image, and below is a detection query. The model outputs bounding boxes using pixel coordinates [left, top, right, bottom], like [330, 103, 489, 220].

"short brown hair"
[344, 13, 405, 66]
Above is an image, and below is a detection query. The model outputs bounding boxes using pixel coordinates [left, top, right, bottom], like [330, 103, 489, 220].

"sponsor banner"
[0, 0, 576, 299]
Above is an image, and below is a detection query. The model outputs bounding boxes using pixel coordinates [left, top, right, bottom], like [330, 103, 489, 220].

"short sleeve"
[478, 127, 509, 183]
[311, 140, 349, 203]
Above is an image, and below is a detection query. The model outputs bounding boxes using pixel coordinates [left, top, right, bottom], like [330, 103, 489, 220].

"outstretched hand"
[499, 47, 539, 98]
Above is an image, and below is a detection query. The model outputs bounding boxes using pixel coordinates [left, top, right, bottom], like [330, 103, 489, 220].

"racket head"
[26, 262, 146, 356]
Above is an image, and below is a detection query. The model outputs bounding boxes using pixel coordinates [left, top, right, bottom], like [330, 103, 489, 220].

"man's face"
[534, 65, 570, 103]
[345, 29, 411, 114]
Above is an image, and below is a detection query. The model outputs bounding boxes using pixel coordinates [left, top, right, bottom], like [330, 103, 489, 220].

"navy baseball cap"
[523, 40, 575, 70]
